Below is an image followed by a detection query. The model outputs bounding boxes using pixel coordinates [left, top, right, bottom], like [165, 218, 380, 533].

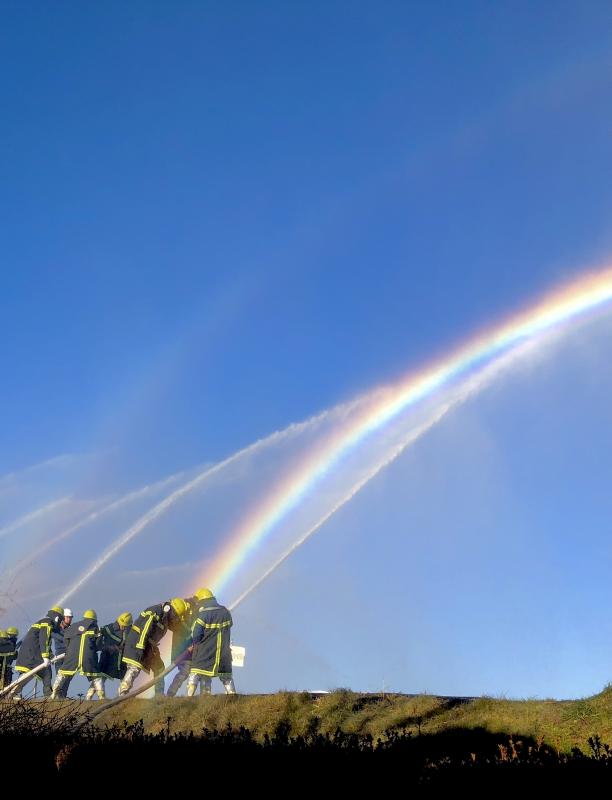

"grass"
[92, 684, 612, 753]
[5, 692, 612, 786]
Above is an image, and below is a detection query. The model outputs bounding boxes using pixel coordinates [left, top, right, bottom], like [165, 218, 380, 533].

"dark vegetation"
[4, 693, 612, 788]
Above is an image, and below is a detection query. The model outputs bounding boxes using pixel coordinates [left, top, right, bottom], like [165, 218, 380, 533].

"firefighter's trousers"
[187, 673, 236, 696]
[0, 667, 12, 691]
[119, 664, 165, 696]
[84, 677, 106, 700]
[166, 661, 191, 696]
[11, 665, 53, 698]
[52, 674, 105, 700]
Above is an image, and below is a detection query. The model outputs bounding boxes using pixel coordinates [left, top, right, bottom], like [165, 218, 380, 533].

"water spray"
[58, 397, 370, 606]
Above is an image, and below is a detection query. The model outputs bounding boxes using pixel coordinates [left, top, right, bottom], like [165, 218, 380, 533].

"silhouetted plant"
[4, 699, 612, 787]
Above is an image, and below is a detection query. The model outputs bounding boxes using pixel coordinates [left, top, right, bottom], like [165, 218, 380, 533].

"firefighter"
[11, 606, 64, 698]
[187, 589, 236, 696]
[51, 608, 73, 685]
[119, 598, 188, 696]
[166, 595, 198, 697]
[95, 611, 132, 699]
[51, 609, 104, 700]
[0, 628, 19, 691]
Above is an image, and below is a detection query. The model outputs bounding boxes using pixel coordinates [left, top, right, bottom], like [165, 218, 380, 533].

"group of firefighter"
[0, 587, 236, 700]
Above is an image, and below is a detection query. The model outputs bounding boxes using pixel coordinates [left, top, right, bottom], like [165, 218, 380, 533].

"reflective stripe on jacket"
[15, 613, 59, 672]
[122, 603, 168, 671]
[0, 636, 18, 688]
[99, 621, 127, 679]
[190, 597, 232, 677]
[59, 618, 102, 677]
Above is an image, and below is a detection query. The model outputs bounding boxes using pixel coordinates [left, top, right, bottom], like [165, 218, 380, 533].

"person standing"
[0, 627, 19, 691]
[51, 610, 104, 700]
[51, 608, 73, 686]
[187, 589, 236, 696]
[10, 606, 64, 698]
[96, 611, 132, 698]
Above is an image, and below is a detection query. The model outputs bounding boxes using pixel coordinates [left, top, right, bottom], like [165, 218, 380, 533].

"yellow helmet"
[6, 626, 18, 637]
[170, 598, 187, 618]
[50, 605, 64, 616]
[194, 587, 213, 601]
[0, 630, 6, 638]
[117, 612, 132, 628]
[83, 609, 97, 620]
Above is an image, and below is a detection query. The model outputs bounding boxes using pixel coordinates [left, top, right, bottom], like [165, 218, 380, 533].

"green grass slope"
[94, 686, 612, 753]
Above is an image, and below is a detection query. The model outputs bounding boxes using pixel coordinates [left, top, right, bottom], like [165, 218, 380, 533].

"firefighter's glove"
[41, 658, 50, 667]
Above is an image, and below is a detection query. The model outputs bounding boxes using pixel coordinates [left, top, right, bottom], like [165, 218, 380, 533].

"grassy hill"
[94, 686, 612, 753]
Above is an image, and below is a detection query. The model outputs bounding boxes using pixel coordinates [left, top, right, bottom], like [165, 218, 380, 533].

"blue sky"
[2, 2, 612, 697]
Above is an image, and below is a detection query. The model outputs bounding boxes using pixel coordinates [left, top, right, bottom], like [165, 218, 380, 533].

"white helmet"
[63, 608, 73, 617]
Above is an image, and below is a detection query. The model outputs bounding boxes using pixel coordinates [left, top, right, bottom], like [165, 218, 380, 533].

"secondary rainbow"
[195, 266, 612, 598]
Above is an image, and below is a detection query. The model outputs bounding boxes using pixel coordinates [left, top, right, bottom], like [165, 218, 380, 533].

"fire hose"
[0, 640, 244, 728]
[0, 649, 188, 730]
[0, 653, 65, 698]
[74, 651, 189, 729]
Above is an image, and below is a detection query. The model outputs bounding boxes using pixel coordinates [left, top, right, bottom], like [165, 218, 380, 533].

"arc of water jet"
[198, 266, 612, 600]
[0, 498, 74, 540]
[0, 454, 77, 488]
[227, 336, 547, 611]
[7, 471, 187, 586]
[228, 413, 450, 611]
[56, 401, 366, 606]
[59, 266, 612, 609]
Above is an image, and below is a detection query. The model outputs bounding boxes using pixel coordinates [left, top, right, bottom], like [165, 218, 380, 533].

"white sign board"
[231, 644, 246, 668]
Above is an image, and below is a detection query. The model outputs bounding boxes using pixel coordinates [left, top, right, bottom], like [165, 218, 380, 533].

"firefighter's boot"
[119, 665, 140, 696]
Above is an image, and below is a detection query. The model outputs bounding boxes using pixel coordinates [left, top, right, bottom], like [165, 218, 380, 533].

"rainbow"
[195, 266, 612, 600]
